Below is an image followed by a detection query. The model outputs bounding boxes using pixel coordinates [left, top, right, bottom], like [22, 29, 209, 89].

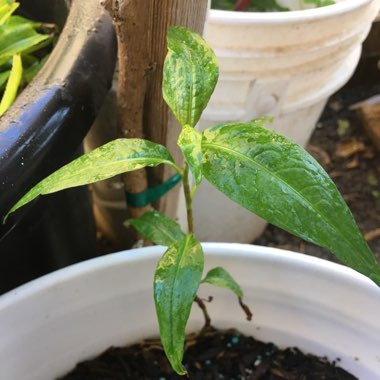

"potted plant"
[193, 0, 380, 243]
[0, 26, 379, 379]
[1, 244, 379, 379]
[0, 0, 117, 293]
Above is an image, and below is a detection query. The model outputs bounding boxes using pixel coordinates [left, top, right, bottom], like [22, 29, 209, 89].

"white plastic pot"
[0, 243, 379, 380]
[193, 0, 380, 243]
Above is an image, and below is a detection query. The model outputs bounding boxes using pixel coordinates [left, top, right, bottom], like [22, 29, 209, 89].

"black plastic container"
[0, 0, 117, 293]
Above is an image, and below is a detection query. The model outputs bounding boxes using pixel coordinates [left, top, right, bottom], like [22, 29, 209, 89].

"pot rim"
[208, 0, 376, 25]
[1, 242, 379, 380]
[0, 242, 377, 307]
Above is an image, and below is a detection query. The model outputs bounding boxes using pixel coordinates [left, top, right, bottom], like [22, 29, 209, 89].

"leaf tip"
[172, 362, 187, 376]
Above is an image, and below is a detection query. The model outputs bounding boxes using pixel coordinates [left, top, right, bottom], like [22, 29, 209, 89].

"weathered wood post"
[101, 0, 209, 245]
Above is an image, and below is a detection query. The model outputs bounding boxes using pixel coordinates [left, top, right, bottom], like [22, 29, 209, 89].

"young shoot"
[5, 26, 380, 376]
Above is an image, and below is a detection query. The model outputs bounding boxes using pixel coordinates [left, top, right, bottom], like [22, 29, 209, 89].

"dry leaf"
[329, 99, 343, 112]
[343, 193, 360, 202]
[335, 139, 366, 158]
[364, 228, 380, 241]
[345, 156, 359, 169]
[329, 171, 345, 178]
[349, 94, 380, 110]
[307, 144, 331, 166]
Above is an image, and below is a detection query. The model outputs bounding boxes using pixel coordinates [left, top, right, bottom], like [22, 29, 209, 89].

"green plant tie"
[126, 173, 182, 208]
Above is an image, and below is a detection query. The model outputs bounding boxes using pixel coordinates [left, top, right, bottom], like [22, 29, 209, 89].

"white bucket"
[0, 244, 379, 379]
[193, 0, 380, 243]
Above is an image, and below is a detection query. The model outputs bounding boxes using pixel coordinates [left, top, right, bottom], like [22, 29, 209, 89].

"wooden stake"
[101, 0, 209, 242]
[142, 1, 209, 220]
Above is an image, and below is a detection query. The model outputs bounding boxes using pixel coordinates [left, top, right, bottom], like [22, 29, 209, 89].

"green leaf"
[0, 68, 10, 89]
[212, 0, 289, 12]
[304, 0, 335, 7]
[201, 266, 243, 299]
[22, 58, 42, 83]
[127, 210, 185, 246]
[246, 0, 288, 11]
[0, 20, 51, 66]
[6, 138, 178, 219]
[0, 2, 18, 25]
[0, 5, 54, 115]
[163, 26, 218, 128]
[5, 15, 41, 29]
[154, 235, 204, 375]
[202, 121, 380, 285]
[177, 125, 203, 185]
[211, 0, 235, 10]
[0, 0, 15, 7]
[0, 53, 21, 116]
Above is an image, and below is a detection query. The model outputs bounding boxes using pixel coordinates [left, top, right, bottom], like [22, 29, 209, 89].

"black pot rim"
[0, 0, 117, 228]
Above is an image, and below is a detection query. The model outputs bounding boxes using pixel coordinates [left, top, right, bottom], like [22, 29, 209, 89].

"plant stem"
[194, 296, 211, 328]
[239, 297, 253, 321]
[183, 164, 194, 234]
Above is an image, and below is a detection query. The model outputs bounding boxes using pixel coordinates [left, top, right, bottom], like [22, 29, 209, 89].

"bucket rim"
[208, 0, 376, 25]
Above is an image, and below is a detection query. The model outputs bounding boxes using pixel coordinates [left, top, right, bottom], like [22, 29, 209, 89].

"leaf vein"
[203, 141, 369, 266]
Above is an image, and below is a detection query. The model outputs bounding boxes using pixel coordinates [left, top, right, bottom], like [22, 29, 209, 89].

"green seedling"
[6, 27, 380, 375]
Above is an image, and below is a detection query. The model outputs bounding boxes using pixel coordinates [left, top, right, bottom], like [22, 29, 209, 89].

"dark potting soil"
[59, 328, 356, 380]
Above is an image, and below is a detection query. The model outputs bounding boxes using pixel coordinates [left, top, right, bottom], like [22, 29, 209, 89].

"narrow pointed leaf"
[23, 57, 45, 83]
[202, 121, 380, 285]
[304, 0, 335, 7]
[201, 266, 243, 299]
[127, 210, 185, 246]
[163, 26, 218, 128]
[154, 235, 204, 375]
[0, 2, 18, 25]
[0, 53, 22, 116]
[0, 0, 14, 6]
[178, 125, 203, 185]
[0, 0, 15, 5]
[5, 15, 41, 29]
[6, 139, 177, 219]
[0, 21, 51, 66]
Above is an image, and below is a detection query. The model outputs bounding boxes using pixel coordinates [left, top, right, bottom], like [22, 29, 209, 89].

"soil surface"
[59, 328, 357, 380]
[255, 81, 380, 265]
